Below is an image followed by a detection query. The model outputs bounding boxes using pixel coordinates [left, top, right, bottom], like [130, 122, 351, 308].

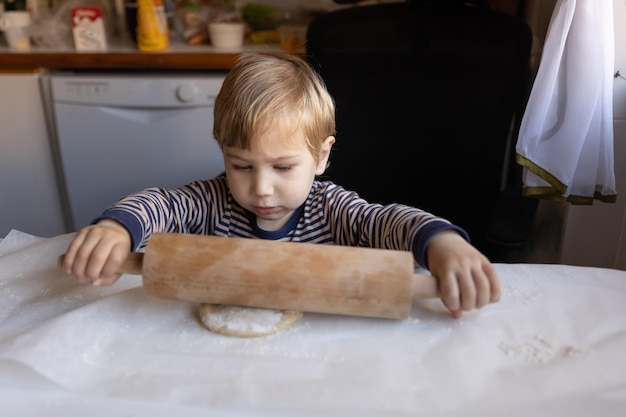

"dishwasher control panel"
[50, 73, 226, 107]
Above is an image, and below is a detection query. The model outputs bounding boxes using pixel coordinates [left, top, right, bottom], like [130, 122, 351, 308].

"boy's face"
[223, 126, 334, 232]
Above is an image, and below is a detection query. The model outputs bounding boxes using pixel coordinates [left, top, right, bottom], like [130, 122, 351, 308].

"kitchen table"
[1, 229, 625, 416]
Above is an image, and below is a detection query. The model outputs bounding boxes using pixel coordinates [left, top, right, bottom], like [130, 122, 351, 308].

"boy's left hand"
[426, 231, 501, 319]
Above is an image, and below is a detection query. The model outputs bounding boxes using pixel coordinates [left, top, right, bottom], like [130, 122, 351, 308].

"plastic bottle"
[136, 0, 169, 51]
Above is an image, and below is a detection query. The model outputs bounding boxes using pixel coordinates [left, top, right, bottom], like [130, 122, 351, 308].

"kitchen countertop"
[0, 41, 301, 70]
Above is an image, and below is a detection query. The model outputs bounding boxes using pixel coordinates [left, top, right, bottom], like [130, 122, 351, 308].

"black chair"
[306, 0, 538, 261]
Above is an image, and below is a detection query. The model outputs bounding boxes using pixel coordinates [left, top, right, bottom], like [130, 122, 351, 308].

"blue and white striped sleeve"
[323, 184, 469, 268]
[92, 179, 225, 250]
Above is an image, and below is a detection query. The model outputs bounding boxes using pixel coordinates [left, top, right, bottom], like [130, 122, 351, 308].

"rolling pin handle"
[119, 252, 144, 275]
[57, 252, 144, 276]
[411, 272, 440, 299]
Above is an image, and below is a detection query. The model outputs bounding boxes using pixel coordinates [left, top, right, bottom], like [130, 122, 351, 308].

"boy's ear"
[316, 136, 335, 175]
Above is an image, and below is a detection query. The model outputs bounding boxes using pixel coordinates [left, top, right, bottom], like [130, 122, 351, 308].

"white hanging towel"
[515, 0, 616, 204]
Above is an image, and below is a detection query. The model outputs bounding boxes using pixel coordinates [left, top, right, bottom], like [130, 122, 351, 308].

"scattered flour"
[501, 284, 540, 304]
[499, 335, 588, 364]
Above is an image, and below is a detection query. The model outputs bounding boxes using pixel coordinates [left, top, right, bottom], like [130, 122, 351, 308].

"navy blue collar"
[245, 204, 304, 240]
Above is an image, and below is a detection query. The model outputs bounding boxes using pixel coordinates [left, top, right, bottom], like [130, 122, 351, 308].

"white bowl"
[208, 22, 245, 50]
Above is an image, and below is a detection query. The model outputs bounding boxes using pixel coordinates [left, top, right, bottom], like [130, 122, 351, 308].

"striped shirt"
[94, 176, 468, 268]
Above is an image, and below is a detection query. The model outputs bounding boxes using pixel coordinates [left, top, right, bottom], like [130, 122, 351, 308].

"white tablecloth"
[1, 230, 625, 416]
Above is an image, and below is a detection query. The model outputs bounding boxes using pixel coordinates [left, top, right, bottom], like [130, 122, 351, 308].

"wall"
[0, 71, 67, 238]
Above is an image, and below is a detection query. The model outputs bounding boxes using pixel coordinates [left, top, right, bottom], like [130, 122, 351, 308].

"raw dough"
[198, 304, 303, 337]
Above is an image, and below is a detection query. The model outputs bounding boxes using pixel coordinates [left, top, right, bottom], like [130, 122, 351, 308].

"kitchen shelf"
[0, 41, 300, 70]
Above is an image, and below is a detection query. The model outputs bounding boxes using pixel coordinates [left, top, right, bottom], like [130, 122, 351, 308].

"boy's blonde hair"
[213, 52, 336, 162]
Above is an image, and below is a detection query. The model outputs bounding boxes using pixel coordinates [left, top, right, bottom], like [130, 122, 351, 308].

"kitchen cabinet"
[0, 70, 67, 237]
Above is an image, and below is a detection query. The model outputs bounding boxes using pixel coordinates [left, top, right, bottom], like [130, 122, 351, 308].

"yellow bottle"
[137, 0, 169, 52]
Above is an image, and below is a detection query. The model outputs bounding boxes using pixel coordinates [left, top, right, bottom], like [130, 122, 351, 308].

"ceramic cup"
[208, 21, 245, 50]
[0, 11, 32, 50]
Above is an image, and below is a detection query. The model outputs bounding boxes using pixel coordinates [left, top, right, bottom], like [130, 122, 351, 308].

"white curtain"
[515, 0, 616, 204]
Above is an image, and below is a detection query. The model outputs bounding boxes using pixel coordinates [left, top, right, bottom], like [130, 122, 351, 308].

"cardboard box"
[71, 7, 107, 51]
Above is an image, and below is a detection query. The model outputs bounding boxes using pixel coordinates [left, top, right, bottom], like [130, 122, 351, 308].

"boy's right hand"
[61, 219, 132, 287]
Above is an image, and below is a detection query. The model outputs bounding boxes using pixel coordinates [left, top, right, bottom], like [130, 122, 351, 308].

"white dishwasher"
[44, 72, 226, 231]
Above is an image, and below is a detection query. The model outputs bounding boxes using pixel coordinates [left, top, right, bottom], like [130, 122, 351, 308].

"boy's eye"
[233, 164, 252, 171]
[230, 163, 293, 172]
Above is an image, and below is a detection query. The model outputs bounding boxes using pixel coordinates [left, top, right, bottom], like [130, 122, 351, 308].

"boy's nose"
[252, 171, 273, 196]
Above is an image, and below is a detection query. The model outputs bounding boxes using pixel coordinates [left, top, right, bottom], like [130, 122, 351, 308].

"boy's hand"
[426, 231, 500, 319]
[62, 219, 132, 287]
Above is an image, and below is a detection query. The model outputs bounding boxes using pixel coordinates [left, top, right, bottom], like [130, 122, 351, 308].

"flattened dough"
[198, 304, 303, 337]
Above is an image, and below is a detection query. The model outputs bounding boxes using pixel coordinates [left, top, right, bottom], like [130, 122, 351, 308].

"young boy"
[62, 52, 500, 319]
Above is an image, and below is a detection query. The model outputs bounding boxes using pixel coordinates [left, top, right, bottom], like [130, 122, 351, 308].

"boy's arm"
[92, 179, 223, 251]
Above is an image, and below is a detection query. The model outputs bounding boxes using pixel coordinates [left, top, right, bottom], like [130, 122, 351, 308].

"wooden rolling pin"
[62, 233, 440, 319]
